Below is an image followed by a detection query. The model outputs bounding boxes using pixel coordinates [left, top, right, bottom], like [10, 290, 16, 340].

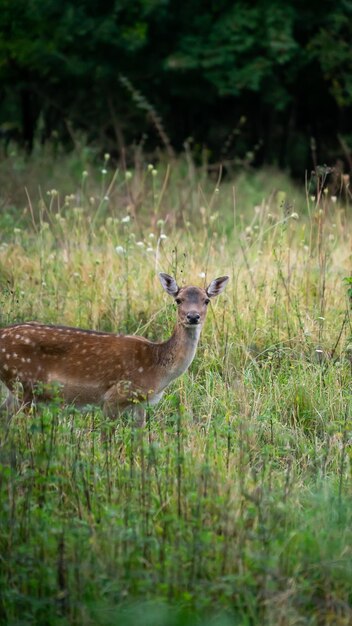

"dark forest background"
[1, 0, 352, 175]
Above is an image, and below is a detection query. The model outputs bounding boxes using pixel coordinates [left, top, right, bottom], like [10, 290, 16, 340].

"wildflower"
[159, 233, 167, 240]
[115, 246, 125, 255]
[310, 195, 316, 202]
[149, 233, 155, 239]
[148, 164, 154, 172]
[331, 196, 337, 203]
[104, 153, 110, 162]
[146, 247, 154, 253]
[152, 169, 158, 177]
[104, 195, 109, 201]
[136, 241, 144, 247]
[101, 168, 107, 175]
[125, 171, 132, 180]
[198, 272, 206, 278]
[157, 219, 164, 227]
[82, 171, 88, 178]
[121, 215, 130, 224]
[290, 212, 299, 220]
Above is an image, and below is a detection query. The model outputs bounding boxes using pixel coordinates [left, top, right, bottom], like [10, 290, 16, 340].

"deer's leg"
[103, 382, 147, 427]
[0, 390, 18, 417]
[0, 381, 35, 417]
[132, 404, 146, 427]
[103, 398, 146, 427]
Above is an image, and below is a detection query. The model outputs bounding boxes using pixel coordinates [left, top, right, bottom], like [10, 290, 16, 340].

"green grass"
[0, 148, 351, 625]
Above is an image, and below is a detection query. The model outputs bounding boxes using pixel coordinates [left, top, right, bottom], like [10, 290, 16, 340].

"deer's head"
[159, 273, 229, 330]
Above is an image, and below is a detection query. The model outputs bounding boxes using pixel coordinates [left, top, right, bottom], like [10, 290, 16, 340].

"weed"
[0, 149, 351, 625]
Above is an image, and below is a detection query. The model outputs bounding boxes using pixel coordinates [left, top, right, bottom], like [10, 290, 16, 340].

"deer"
[0, 273, 229, 425]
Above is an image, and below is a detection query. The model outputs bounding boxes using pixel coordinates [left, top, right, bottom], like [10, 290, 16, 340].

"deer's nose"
[186, 312, 200, 325]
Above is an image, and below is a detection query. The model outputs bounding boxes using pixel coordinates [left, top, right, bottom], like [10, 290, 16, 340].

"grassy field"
[0, 148, 351, 625]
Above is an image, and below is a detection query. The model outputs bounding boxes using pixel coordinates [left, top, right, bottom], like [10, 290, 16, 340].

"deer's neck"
[156, 323, 201, 386]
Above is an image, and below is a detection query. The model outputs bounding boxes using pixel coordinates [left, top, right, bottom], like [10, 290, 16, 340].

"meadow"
[0, 146, 351, 625]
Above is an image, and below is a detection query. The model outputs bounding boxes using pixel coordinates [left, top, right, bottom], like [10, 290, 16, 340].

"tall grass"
[0, 150, 351, 625]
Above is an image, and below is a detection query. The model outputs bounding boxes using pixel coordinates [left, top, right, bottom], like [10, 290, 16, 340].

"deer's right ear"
[159, 273, 179, 297]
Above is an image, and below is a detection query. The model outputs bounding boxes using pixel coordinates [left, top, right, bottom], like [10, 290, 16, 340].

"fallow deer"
[0, 273, 229, 424]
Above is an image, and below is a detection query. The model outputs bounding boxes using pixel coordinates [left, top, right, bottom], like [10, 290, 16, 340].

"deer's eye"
[175, 298, 182, 305]
[205, 298, 210, 305]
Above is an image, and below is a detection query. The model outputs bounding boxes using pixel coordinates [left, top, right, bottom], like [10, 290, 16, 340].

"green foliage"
[166, 3, 299, 107]
[308, 5, 352, 108]
[0, 0, 352, 168]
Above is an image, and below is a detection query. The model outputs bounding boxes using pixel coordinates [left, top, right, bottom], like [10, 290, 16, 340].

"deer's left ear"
[206, 276, 229, 298]
[159, 273, 180, 297]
